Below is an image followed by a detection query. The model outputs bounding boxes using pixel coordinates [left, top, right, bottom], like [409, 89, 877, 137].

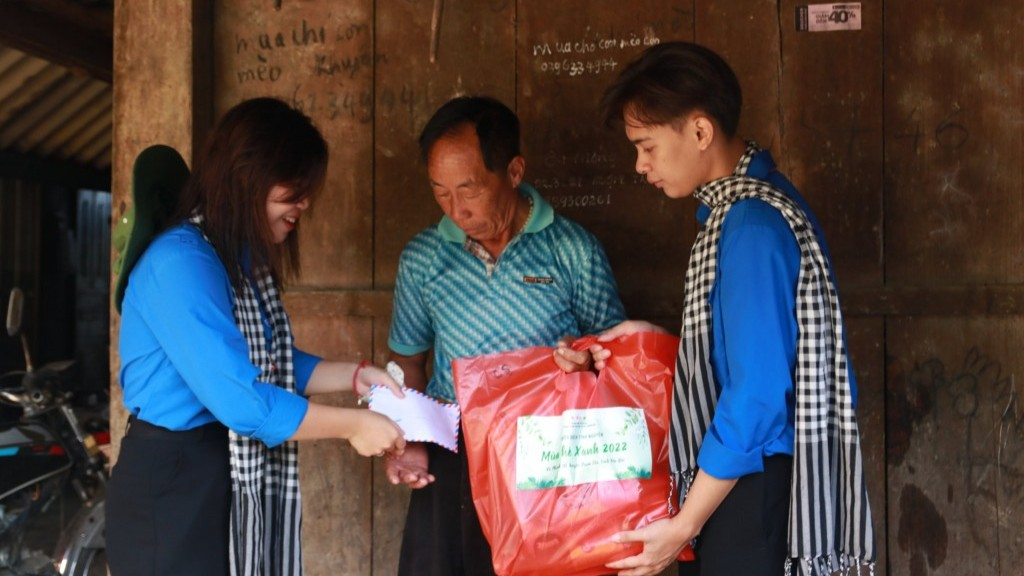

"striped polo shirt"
[389, 183, 626, 403]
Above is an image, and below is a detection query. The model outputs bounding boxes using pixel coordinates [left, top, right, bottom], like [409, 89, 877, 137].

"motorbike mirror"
[6, 287, 24, 337]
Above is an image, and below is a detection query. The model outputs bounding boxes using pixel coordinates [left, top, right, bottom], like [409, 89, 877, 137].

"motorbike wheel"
[61, 549, 106, 576]
[52, 498, 105, 576]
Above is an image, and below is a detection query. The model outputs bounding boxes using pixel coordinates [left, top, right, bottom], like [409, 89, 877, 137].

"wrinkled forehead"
[427, 130, 505, 183]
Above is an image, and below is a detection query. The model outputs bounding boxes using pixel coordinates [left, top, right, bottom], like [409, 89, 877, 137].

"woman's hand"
[354, 363, 405, 398]
[348, 410, 406, 457]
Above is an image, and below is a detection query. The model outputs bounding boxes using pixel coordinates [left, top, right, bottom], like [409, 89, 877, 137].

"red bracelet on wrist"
[353, 359, 371, 397]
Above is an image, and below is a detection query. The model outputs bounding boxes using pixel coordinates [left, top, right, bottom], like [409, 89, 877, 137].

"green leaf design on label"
[516, 407, 652, 490]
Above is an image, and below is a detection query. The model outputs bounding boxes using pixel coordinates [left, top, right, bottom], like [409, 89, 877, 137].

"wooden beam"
[0, 0, 112, 83]
[841, 284, 1024, 317]
[282, 289, 394, 319]
[629, 284, 1024, 319]
[279, 284, 1024, 321]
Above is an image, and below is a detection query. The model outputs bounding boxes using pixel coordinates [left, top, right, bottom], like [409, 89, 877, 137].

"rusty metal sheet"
[214, 1, 375, 288]
[887, 317, 1023, 574]
[517, 2, 695, 319]
[778, 0, 884, 288]
[884, 1, 1024, 285]
[374, 0, 516, 287]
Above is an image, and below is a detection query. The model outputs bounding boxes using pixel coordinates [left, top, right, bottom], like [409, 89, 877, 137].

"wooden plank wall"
[110, 1, 1024, 574]
[883, 1, 1023, 574]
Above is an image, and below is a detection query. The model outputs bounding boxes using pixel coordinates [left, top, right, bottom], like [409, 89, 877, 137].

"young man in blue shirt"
[590, 42, 875, 576]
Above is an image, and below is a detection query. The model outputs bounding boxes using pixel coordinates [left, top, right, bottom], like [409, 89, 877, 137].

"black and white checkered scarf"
[190, 217, 303, 576]
[668, 145, 875, 575]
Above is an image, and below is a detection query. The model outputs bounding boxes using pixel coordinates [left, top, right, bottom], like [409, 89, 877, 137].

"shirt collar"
[695, 141, 764, 224]
[437, 182, 554, 243]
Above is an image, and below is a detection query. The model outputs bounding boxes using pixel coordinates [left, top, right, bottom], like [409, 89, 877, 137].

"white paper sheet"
[368, 386, 460, 452]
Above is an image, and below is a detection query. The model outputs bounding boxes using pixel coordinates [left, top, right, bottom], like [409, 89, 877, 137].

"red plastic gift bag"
[453, 331, 694, 576]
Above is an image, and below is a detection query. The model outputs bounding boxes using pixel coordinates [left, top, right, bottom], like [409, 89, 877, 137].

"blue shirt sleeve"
[696, 199, 799, 479]
[292, 348, 321, 395]
[120, 227, 307, 447]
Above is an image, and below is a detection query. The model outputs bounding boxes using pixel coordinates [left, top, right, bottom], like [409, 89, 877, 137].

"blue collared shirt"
[389, 183, 627, 402]
[118, 223, 316, 447]
[695, 149, 858, 479]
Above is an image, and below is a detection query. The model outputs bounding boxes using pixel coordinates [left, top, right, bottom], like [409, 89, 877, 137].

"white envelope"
[368, 386, 460, 452]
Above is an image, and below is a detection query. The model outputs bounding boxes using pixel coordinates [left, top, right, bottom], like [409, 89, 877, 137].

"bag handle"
[569, 334, 600, 352]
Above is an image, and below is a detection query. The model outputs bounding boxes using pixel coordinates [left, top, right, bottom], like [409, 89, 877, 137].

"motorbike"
[0, 288, 108, 576]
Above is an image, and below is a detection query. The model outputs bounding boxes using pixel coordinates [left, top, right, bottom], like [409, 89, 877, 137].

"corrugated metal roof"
[0, 44, 112, 172]
[0, 0, 112, 184]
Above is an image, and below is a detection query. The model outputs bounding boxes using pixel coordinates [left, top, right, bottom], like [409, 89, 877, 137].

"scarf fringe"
[785, 554, 875, 576]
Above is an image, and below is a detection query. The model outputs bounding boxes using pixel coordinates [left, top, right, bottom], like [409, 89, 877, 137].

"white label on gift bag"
[516, 407, 651, 490]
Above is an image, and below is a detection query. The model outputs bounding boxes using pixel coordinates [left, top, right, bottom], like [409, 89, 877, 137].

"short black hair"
[600, 41, 742, 137]
[418, 96, 521, 173]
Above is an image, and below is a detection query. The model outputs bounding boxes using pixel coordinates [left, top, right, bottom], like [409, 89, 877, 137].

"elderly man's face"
[427, 125, 521, 244]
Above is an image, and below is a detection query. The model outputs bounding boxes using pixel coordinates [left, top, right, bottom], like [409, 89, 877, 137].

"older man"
[385, 95, 627, 576]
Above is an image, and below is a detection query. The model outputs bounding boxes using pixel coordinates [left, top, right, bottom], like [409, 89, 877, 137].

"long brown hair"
[173, 97, 328, 289]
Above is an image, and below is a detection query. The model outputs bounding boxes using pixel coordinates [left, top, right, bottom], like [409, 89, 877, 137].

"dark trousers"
[397, 435, 496, 576]
[678, 455, 793, 576]
[107, 417, 231, 576]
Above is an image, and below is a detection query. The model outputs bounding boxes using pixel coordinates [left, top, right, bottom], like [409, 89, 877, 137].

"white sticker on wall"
[516, 407, 651, 490]
[796, 3, 862, 32]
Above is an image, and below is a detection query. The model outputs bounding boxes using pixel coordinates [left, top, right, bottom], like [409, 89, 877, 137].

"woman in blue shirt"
[107, 97, 407, 576]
